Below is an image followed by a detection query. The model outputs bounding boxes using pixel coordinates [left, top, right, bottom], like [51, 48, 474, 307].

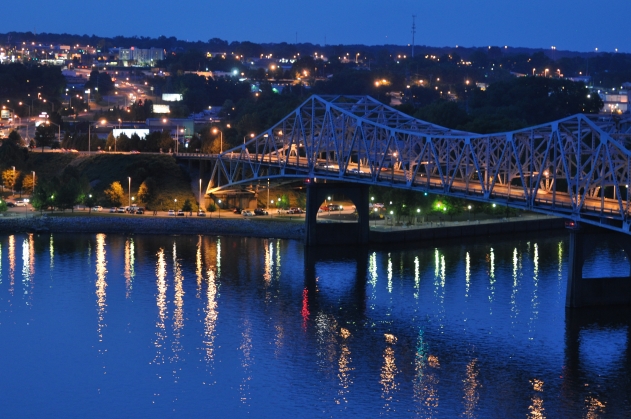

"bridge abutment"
[566, 228, 631, 308]
[305, 182, 370, 246]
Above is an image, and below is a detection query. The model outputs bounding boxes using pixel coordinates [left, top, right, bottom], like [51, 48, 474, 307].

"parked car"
[13, 199, 26, 207]
[287, 207, 304, 214]
[117, 207, 126, 213]
[92, 206, 103, 212]
[327, 204, 343, 211]
[233, 207, 242, 214]
[242, 210, 254, 216]
[6, 201, 16, 208]
[254, 208, 268, 216]
[177, 210, 185, 216]
[197, 210, 206, 217]
[168, 210, 175, 216]
[109, 207, 117, 213]
[135, 207, 144, 214]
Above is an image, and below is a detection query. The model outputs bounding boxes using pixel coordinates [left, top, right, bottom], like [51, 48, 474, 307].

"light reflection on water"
[0, 232, 629, 418]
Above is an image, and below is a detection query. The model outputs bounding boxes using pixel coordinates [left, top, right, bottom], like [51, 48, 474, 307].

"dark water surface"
[0, 232, 629, 418]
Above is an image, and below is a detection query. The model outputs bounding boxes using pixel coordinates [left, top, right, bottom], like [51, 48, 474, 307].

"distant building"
[119, 47, 165, 66]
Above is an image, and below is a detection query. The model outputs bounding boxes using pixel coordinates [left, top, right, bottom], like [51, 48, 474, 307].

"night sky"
[4, 0, 630, 53]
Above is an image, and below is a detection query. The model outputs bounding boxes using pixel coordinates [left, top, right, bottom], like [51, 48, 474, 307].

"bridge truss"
[207, 95, 631, 234]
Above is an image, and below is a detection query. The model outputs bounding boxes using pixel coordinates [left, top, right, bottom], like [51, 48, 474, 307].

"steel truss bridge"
[206, 95, 631, 234]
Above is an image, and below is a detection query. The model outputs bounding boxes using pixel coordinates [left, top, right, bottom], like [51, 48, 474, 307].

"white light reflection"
[380, 333, 400, 412]
[203, 269, 218, 365]
[22, 235, 35, 300]
[488, 247, 496, 312]
[465, 252, 470, 298]
[239, 318, 253, 404]
[387, 253, 393, 293]
[529, 243, 540, 340]
[171, 242, 185, 368]
[216, 238, 222, 278]
[8, 235, 15, 295]
[413, 329, 440, 417]
[263, 239, 272, 285]
[414, 256, 420, 299]
[527, 378, 545, 419]
[124, 238, 135, 298]
[49, 234, 54, 269]
[336, 328, 353, 404]
[95, 234, 108, 349]
[153, 248, 168, 365]
[368, 252, 378, 303]
[511, 248, 521, 323]
[462, 358, 480, 418]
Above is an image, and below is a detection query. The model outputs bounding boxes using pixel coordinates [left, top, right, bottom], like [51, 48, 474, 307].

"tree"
[56, 178, 82, 212]
[2, 168, 18, 193]
[34, 124, 57, 152]
[31, 179, 57, 212]
[21, 172, 35, 194]
[137, 177, 157, 206]
[182, 199, 193, 212]
[0, 199, 7, 213]
[104, 181, 125, 206]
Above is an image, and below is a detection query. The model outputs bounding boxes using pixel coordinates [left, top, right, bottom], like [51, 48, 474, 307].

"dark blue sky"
[5, 0, 629, 53]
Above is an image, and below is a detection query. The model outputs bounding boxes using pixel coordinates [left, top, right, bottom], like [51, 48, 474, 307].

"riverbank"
[0, 214, 306, 240]
[0, 212, 566, 243]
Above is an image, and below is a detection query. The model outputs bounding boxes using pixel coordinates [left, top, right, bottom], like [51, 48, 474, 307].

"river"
[0, 232, 629, 418]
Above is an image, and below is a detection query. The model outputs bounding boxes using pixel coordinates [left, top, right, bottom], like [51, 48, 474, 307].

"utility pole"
[411, 15, 416, 58]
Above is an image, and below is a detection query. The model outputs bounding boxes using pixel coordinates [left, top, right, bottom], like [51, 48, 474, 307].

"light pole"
[212, 127, 223, 153]
[11, 166, 15, 195]
[217, 199, 221, 218]
[468, 205, 472, 221]
[174, 198, 177, 210]
[267, 179, 270, 211]
[199, 178, 202, 210]
[243, 133, 254, 145]
[128, 177, 131, 208]
[32, 171, 35, 193]
[46, 120, 61, 142]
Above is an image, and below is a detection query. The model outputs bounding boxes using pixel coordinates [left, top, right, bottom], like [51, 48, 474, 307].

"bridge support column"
[305, 182, 370, 246]
[566, 229, 631, 308]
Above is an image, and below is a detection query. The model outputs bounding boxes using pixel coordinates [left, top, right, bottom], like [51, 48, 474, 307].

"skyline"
[2, 0, 630, 53]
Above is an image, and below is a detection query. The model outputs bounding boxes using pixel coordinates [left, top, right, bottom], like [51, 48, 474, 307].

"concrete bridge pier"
[305, 182, 370, 246]
[566, 228, 631, 307]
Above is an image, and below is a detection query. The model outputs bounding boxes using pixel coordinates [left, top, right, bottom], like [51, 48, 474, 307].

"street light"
[46, 120, 61, 142]
[174, 198, 177, 210]
[244, 133, 254, 144]
[11, 166, 15, 195]
[217, 199, 221, 218]
[212, 127, 224, 153]
[32, 171, 35, 192]
[468, 205, 471, 221]
[199, 178, 202, 210]
[128, 177, 131, 208]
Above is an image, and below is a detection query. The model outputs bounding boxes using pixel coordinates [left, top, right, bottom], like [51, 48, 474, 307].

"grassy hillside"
[27, 153, 198, 210]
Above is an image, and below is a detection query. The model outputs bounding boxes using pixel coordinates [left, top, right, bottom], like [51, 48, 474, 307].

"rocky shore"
[0, 215, 306, 240]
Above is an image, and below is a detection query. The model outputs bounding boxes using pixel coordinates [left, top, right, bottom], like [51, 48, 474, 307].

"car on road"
[110, 207, 117, 213]
[92, 206, 103, 212]
[168, 210, 175, 216]
[177, 210, 185, 216]
[135, 207, 144, 214]
[254, 208, 268, 216]
[117, 207, 126, 213]
[327, 204, 343, 211]
[287, 207, 304, 214]
[242, 210, 254, 216]
[350, 168, 365, 174]
[197, 210, 206, 217]
[13, 199, 26, 207]
[5, 201, 16, 208]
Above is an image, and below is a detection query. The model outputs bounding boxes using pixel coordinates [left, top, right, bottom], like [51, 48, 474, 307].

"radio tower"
[411, 15, 416, 58]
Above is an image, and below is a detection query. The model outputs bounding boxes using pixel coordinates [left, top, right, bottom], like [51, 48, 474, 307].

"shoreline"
[0, 215, 306, 240]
